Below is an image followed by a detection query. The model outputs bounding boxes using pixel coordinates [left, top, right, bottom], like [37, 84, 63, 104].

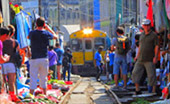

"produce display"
[1, 79, 73, 104]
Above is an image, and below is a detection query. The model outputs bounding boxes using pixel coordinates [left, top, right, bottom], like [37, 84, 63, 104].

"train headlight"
[83, 28, 92, 34]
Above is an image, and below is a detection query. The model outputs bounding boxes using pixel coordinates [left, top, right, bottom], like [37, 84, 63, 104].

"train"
[68, 28, 111, 76]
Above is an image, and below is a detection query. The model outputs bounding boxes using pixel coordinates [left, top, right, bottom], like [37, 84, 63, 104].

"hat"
[66, 47, 71, 51]
[142, 19, 151, 25]
[98, 46, 104, 49]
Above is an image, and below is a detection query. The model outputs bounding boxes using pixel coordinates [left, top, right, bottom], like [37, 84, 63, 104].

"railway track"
[104, 84, 163, 104]
[60, 77, 117, 104]
[60, 76, 163, 104]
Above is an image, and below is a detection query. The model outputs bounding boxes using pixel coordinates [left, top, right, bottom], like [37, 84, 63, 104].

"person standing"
[111, 27, 130, 90]
[62, 48, 72, 81]
[2, 25, 20, 97]
[48, 46, 58, 79]
[28, 17, 58, 95]
[0, 27, 10, 93]
[109, 48, 115, 80]
[54, 42, 64, 80]
[94, 46, 104, 82]
[0, 27, 10, 63]
[132, 19, 159, 95]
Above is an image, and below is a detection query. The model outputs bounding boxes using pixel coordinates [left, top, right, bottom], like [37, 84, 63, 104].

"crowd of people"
[94, 18, 164, 96]
[0, 17, 72, 101]
[0, 16, 169, 100]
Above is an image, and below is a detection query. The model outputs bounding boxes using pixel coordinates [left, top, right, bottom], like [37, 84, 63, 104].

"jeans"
[96, 65, 103, 80]
[63, 63, 71, 81]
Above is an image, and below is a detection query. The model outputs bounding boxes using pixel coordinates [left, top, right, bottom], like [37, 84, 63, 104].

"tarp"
[165, 0, 170, 20]
[93, 0, 101, 30]
[153, 0, 168, 32]
[62, 25, 80, 42]
[163, 0, 170, 28]
[146, 0, 154, 27]
[15, 11, 31, 48]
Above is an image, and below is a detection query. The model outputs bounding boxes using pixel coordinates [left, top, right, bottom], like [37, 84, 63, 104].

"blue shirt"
[54, 48, 64, 65]
[109, 52, 115, 66]
[29, 30, 53, 59]
[94, 51, 102, 66]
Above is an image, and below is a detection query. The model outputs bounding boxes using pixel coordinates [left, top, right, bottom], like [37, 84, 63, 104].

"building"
[79, 0, 94, 28]
[40, 0, 80, 30]
[79, 0, 138, 37]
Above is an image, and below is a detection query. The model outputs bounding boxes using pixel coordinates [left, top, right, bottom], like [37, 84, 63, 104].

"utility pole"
[58, 0, 60, 31]
[136, 0, 138, 25]
[39, 0, 41, 16]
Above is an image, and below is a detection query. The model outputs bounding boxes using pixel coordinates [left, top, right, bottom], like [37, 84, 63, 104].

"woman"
[2, 25, 20, 100]
[0, 27, 10, 93]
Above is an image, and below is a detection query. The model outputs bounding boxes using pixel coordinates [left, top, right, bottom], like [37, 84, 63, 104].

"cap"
[142, 19, 151, 25]
[98, 46, 104, 49]
[66, 47, 71, 51]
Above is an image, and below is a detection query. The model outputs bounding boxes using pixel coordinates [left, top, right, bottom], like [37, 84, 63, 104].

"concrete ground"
[67, 76, 116, 104]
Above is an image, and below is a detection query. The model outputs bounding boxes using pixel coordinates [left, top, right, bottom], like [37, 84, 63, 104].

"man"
[54, 42, 64, 80]
[0, 27, 10, 93]
[94, 46, 104, 82]
[132, 19, 159, 95]
[62, 48, 72, 81]
[28, 17, 58, 95]
[111, 27, 130, 90]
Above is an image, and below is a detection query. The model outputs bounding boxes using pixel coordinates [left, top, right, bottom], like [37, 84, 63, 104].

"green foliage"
[106, 80, 115, 85]
[131, 98, 150, 104]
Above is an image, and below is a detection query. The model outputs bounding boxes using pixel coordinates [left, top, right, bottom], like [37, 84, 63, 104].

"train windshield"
[94, 38, 105, 50]
[71, 39, 83, 51]
[85, 40, 92, 50]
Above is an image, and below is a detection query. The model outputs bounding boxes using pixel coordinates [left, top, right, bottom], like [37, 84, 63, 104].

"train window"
[94, 38, 105, 50]
[85, 40, 92, 50]
[71, 39, 82, 51]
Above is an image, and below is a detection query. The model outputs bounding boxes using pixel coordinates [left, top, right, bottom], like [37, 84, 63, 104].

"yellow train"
[69, 28, 111, 76]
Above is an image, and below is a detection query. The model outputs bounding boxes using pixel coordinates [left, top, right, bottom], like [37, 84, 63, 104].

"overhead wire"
[34, 1, 137, 23]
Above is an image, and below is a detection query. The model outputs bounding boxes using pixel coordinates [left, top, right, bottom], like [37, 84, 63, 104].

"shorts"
[29, 58, 49, 89]
[132, 61, 156, 86]
[2, 63, 16, 74]
[113, 57, 127, 75]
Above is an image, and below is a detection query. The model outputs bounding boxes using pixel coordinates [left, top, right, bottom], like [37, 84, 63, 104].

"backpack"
[62, 54, 69, 67]
[11, 41, 23, 68]
[116, 36, 130, 55]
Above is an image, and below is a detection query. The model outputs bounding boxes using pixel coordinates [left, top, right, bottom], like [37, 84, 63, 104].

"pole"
[136, 0, 138, 25]
[58, 0, 60, 31]
[38, 0, 41, 16]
